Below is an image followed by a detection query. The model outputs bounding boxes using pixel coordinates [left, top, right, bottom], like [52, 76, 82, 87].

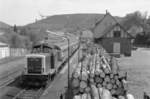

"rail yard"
[0, 31, 149, 99]
[2, 0, 150, 98]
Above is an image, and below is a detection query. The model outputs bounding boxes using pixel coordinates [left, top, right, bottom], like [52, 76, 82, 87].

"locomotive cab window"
[113, 31, 121, 38]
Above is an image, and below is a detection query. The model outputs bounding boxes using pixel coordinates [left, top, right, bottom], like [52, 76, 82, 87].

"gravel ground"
[117, 48, 150, 99]
[0, 58, 25, 98]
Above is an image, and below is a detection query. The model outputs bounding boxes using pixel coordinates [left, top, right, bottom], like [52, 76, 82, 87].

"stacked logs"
[71, 46, 130, 99]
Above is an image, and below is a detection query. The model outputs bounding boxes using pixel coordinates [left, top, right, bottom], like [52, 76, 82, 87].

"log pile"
[71, 46, 129, 99]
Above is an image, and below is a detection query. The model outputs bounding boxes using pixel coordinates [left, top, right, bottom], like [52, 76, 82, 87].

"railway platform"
[40, 49, 80, 99]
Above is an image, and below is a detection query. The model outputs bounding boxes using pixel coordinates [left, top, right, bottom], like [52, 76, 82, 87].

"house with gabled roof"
[93, 12, 133, 57]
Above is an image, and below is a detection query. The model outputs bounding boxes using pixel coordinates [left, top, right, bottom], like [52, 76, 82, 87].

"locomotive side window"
[51, 54, 55, 69]
[43, 48, 50, 53]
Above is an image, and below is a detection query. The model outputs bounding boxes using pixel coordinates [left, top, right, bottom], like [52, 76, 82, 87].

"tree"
[13, 24, 18, 33]
[9, 33, 21, 48]
[147, 16, 150, 26]
[122, 11, 145, 30]
[134, 32, 149, 45]
[20, 27, 28, 36]
[28, 32, 39, 44]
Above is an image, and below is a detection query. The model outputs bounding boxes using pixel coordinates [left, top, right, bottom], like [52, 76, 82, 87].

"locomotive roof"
[26, 53, 50, 57]
[33, 43, 60, 50]
[33, 32, 78, 50]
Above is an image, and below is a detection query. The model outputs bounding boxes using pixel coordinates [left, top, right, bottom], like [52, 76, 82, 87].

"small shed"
[0, 42, 10, 59]
[93, 12, 133, 56]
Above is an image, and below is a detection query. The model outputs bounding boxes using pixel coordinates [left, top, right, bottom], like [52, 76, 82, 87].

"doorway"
[113, 42, 120, 53]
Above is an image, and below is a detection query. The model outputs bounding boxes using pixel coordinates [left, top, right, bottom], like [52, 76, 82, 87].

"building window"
[113, 31, 121, 37]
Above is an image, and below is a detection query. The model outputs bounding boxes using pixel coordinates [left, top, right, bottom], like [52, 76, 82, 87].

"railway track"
[2, 47, 79, 99]
[12, 88, 43, 99]
[0, 67, 23, 88]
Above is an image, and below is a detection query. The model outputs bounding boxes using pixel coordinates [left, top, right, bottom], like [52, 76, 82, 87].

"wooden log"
[112, 97, 117, 99]
[73, 95, 81, 99]
[81, 93, 87, 99]
[90, 73, 95, 78]
[102, 81, 107, 87]
[118, 82, 123, 88]
[79, 87, 84, 93]
[101, 88, 112, 99]
[81, 71, 88, 81]
[113, 84, 117, 89]
[101, 63, 107, 69]
[80, 81, 87, 89]
[72, 78, 80, 88]
[100, 72, 105, 78]
[73, 88, 80, 95]
[126, 93, 135, 99]
[91, 84, 100, 99]
[110, 79, 116, 84]
[116, 80, 121, 86]
[110, 73, 114, 79]
[104, 68, 110, 74]
[73, 72, 80, 79]
[122, 79, 128, 90]
[98, 87, 103, 98]
[94, 76, 103, 84]
[110, 57, 119, 74]
[104, 75, 110, 83]
[85, 87, 91, 93]
[115, 88, 125, 96]
[118, 95, 126, 99]
[95, 70, 100, 76]
[118, 71, 126, 79]
[114, 74, 119, 80]
[89, 78, 94, 84]
[101, 56, 111, 71]
[97, 83, 102, 88]
[87, 93, 92, 99]
[110, 89, 116, 95]
[106, 83, 113, 90]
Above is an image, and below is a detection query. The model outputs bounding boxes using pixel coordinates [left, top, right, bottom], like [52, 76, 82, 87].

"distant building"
[81, 30, 93, 43]
[0, 42, 10, 59]
[93, 12, 133, 57]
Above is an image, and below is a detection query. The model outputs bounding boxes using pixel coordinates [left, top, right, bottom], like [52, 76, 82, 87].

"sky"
[0, 0, 150, 26]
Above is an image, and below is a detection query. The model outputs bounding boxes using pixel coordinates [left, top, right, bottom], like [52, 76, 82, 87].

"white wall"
[0, 46, 10, 59]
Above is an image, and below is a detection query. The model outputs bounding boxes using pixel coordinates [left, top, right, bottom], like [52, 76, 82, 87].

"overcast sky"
[0, 0, 150, 25]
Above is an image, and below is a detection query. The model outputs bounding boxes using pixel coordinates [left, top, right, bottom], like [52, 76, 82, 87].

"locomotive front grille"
[27, 57, 42, 74]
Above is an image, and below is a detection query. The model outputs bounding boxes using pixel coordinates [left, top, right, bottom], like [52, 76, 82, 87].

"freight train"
[21, 34, 79, 87]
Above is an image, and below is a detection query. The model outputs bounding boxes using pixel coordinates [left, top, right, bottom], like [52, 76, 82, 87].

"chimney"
[106, 10, 109, 14]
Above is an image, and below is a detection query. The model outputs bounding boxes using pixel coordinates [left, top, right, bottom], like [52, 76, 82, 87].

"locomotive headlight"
[24, 67, 27, 72]
[23, 67, 27, 74]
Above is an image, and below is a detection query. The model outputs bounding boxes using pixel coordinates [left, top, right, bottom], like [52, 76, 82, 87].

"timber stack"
[71, 45, 130, 99]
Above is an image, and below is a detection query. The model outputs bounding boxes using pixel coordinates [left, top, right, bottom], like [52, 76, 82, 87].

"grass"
[117, 48, 150, 99]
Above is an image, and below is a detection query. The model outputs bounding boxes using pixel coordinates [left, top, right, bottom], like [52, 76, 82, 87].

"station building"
[94, 12, 133, 57]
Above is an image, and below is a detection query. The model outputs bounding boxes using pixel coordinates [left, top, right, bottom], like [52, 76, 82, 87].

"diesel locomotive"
[21, 33, 79, 87]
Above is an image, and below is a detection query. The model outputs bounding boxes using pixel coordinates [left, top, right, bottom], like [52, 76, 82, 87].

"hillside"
[26, 13, 123, 35]
[0, 21, 10, 29]
[0, 13, 123, 48]
[0, 21, 12, 35]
